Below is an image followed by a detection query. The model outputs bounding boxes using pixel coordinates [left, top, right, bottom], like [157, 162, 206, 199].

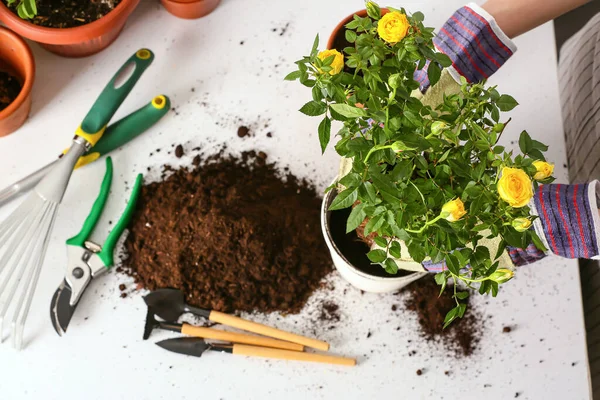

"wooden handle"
[181, 324, 303, 351]
[209, 311, 329, 351]
[232, 344, 356, 367]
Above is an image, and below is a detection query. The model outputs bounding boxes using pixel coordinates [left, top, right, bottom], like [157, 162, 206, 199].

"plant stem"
[364, 144, 393, 164]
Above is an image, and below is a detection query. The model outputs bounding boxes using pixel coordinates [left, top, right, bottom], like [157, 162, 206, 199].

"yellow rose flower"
[532, 161, 554, 181]
[440, 198, 467, 222]
[377, 12, 410, 44]
[317, 49, 344, 75]
[511, 217, 532, 232]
[488, 268, 514, 284]
[498, 167, 533, 208]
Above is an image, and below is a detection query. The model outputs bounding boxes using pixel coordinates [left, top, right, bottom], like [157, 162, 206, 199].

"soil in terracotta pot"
[3, 0, 122, 28]
[0, 71, 21, 112]
[329, 206, 410, 278]
[404, 276, 481, 357]
[121, 149, 333, 314]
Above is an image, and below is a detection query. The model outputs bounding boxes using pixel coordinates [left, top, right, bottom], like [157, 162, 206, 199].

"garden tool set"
[0, 48, 169, 349]
[144, 289, 355, 366]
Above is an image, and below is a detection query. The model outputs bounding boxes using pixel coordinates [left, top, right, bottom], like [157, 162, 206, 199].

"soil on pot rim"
[121, 150, 333, 314]
[3, 0, 122, 28]
[0, 71, 21, 112]
[404, 276, 481, 357]
[329, 206, 410, 278]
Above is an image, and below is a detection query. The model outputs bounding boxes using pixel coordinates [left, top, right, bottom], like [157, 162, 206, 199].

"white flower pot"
[320, 185, 428, 293]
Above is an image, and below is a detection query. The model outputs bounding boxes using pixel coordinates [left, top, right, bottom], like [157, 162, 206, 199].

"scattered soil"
[329, 206, 409, 278]
[0, 71, 21, 112]
[122, 150, 332, 314]
[4, 0, 122, 29]
[118, 284, 126, 291]
[318, 301, 340, 322]
[503, 326, 512, 333]
[237, 126, 250, 138]
[175, 145, 184, 158]
[404, 276, 481, 357]
[416, 369, 423, 376]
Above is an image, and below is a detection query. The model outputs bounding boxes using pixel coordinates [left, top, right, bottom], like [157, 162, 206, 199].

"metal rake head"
[0, 193, 58, 350]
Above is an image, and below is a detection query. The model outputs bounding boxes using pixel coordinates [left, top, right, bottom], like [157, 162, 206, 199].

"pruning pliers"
[50, 157, 142, 335]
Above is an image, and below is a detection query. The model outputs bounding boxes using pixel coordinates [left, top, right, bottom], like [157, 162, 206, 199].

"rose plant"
[287, 1, 554, 326]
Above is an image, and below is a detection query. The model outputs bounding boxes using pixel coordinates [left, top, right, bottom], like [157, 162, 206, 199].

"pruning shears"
[50, 157, 142, 335]
[0, 48, 171, 207]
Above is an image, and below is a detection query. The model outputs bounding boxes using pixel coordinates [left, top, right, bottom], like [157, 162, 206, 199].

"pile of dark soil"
[404, 277, 481, 357]
[4, 0, 121, 28]
[0, 71, 21, 111]
[122, 150, 332, 314]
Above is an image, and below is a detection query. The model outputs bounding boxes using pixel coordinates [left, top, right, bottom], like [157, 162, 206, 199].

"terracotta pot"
[0, 27, 34, 137]
[0, 0, 140, 57]
[321, 183, 427, 293]
[327, 8, 389, 50]
[161, 0, 221, 19]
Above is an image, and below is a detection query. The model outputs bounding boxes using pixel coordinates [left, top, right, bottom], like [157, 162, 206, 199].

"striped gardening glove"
[414, 3, 516, 93]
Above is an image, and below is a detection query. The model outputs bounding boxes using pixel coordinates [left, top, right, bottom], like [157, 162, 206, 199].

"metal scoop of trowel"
[156, 337, 356, 366]
[143, 308, 303, 351]
[143, 289, 329, 350]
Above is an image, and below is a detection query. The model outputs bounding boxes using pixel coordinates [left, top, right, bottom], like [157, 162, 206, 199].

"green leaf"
[445, 253, 460, 275]
[519, 130, 533, 154]
[328, 187, 358, 211]
[456, 291, 469, 300]
[346, 203, 366, 233]
[345, 30, 357, 43]
[310, 34, 320, 57]
[389, 241, 402, 258]
[318, 116, 331, 153]
[530, 231, 548, 252]
[384, 258, 399, 274]
[365, 214, 385, 235]
[496, 94, 519, 112]
[284, 71, 301, 81]
[531, 140, 549, 151]
[367, 249, 387, 263]
[366, 1, 381, 19]
[427, 61, 441, 87]
[407, 241, 426, 263]
[434, 272, 446, 286]
[299, 101, 326, 116]
[443, 306, 459, 329]
[434, 52, 452, 68]
[374, 236, 388, 248]
[330, 103, 368, 118]
[412, 11, 424, 22]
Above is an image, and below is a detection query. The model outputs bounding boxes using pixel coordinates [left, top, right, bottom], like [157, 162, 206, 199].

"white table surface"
[0, 0, 591, 399]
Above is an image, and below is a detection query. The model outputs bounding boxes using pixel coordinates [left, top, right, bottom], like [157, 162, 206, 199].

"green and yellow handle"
[66, 157, 143, 268]
[75, 49, 155, 148]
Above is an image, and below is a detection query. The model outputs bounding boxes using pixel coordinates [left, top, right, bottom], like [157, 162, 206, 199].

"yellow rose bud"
[488, 268, 514, 284]
[317, 49, 344, 75]
[498, 167, 533, 208]
[532, 161, 554, 181]
[377, 12, 410, 44]
[511, 217, 532, 232]
[440, 198, 467, 222]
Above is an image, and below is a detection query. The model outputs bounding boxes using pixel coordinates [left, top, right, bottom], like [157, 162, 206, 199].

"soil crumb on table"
[404, 277, 481, 357]
[0, 71, 21, 112]
[4, 0, 121, 28]
[122, 150, 332, 314]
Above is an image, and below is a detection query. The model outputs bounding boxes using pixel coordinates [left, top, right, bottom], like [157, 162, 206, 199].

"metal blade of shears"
[50, 280, 79, 336]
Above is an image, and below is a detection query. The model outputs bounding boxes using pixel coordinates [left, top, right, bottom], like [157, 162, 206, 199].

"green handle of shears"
[97, 173, 143, 268]
[66, 157, 113, 247]
[74, 95, 171, 169]
[77, 49, 155, 146]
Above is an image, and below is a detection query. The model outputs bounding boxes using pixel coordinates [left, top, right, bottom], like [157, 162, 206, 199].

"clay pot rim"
[0, 0, 139, 44]
[0, 27, 34, 122]
[163, 0, 206, 4]
[326, 8, 389, 50]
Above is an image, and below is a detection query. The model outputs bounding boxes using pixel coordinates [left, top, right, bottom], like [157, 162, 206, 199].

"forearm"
[481, 0, 590, 38]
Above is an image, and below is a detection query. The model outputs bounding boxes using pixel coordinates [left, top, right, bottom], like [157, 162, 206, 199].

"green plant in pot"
[287, 1, 552, 326]
[6, 0, 35, 19]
